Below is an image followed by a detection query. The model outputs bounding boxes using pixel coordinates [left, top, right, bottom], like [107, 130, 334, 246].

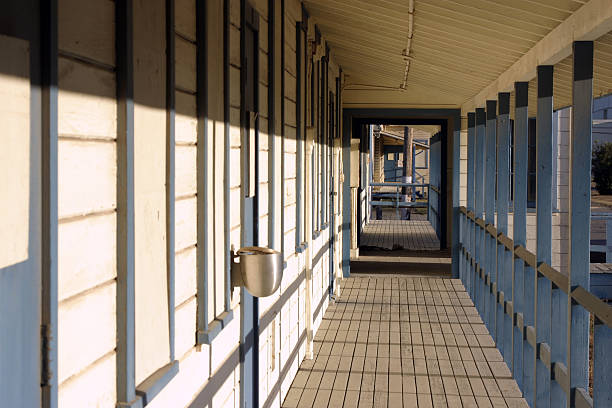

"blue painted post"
[593, 320, 612, 407]
[475, 108, 486, 313]
[513, 82, 529, 395]
[607, 219, 612, 263]
[459, 182, 465, 286]
[412, 145, 417, 202]
[453, 113, 461, 279]
[467, 113, 476, 297]
[166, 0, 176, 362]
[550, 118, 568, 405]
[485, 100, 497, 339]
[535, 65, 553, 408]
[568, 41, 593, 403]
[342, 111, 352, 277]
[516, 89, 536, 408]
[459, 124, 465, 287]
[116, 0, 138, 406]
[497, 92, 512, 369]
[41, 1, 59, 406]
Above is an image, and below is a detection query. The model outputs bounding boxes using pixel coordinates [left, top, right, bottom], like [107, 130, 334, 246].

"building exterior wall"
[373, 136, 384, 183]
[57, 0, 118, 404]
[0, 0, 343, 407]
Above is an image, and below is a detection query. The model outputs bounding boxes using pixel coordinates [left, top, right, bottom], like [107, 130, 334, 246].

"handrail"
[537, 262, 569, 292]
[367, 182, 433, 221]
[462, 211, 612, 332]
[475, 218, 486, 229]
[485, 223, 497, 238]
[514, 244, 536, 268]
[370, 182, 429, 187]
[571, 286, 612, 328]
[497, 232, 514, 251]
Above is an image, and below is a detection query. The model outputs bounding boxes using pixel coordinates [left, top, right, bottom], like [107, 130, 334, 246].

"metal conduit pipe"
[400, 0, 414, 90]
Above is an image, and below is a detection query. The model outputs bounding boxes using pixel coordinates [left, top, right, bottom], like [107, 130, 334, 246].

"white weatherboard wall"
[9, 0, 344, 406]
[57, 0, 117, 405]
[0, 33, 42, 408]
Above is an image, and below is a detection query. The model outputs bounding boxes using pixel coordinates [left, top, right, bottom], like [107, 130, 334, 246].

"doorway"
[341, 108, 461, 278]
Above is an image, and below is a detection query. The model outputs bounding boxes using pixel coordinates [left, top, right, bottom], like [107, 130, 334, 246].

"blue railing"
[590, 213, 612, 262]
[368, 181, 428, 216]
[458, 41, 611, 408]
[367, 182, 442, 241]
[459, 206, 612, 408]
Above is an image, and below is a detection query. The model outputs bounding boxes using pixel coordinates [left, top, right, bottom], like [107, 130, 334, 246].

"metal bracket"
[41, 324, 53, 386]
[230, 246, 243, 288]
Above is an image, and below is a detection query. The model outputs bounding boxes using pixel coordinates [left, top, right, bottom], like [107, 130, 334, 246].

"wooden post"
[594, 320, 612, 407]
[166, 0, 176, 364]
[467, 113, 475, 294]
[475, 108, 486, 314]
[402, 127, 413, 198]
[535, 65, 553, 408]
[568, 41, 593, 405]
[485, 100, 497, 337]
[116, 0, 138, 405]
[497, 92, 512, 369]
[41, 1, 58, 407]
[513, 82, 529, 397]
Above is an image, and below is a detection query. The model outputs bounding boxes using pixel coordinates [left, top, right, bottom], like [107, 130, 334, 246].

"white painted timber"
[58, 213, 116, 301]
[0, 36, 30, 268]
[133, 0, 171, 385]
[463, 0, 612, 114]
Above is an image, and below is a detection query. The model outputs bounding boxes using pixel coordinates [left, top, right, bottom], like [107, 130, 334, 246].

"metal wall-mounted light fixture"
[231, 246, 283, 297]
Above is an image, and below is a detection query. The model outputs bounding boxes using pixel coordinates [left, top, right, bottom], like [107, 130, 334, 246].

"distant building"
[594, 94, 612, 145]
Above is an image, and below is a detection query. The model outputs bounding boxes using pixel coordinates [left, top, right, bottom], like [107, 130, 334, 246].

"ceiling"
[302, 0, 612, 110]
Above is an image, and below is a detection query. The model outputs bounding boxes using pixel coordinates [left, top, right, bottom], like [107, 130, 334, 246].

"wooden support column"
[296, 19, 304, 250]
[268, 0, 278, 250]
[551, 81, 568, 408]
[467, 113, 476, 295]
[402, 127, 413, 219]
[568, 41, 593, 405]
[165, 0, 176, 364]
[116, 0, 138, 406]
[411, 139, 416, 201]
[485, 100, 497, 338]
[196, 0, 212, 343]
[513, 82, 529, 397]
[41, 1, 58, 407]
[452, 112, 461, 278]
[535, 65, 553, 408]
[497, 92, 512, 369]
[474, 108, 486, 313]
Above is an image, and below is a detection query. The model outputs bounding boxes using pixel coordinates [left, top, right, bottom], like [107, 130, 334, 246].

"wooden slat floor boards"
[282, 276, 528, 408]
[360, 220, 440, 251]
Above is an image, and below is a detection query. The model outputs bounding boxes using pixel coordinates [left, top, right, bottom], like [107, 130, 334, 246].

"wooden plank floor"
[282, 276, 528, 408]
[360, 220, 440, 251]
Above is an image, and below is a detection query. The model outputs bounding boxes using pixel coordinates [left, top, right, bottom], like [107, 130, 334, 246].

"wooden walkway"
[282, 276, 528, 408]
[360, 220, 440, 251]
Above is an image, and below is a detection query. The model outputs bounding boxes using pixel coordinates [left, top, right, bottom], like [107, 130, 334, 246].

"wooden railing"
[590, 213, 612, 262]
[459, 205, 612, 408]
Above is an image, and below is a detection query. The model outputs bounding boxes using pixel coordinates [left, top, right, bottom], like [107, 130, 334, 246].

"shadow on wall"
[0, 33, 42, 407]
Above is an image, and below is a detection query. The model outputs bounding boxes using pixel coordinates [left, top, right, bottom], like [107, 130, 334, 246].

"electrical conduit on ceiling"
[401, 0, 414, 90]
[344, 0, 414, 92]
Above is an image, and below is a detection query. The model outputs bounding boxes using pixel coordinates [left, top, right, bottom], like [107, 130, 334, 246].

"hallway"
[282, 276, 527, 408]
[360, 220, 440, 251]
